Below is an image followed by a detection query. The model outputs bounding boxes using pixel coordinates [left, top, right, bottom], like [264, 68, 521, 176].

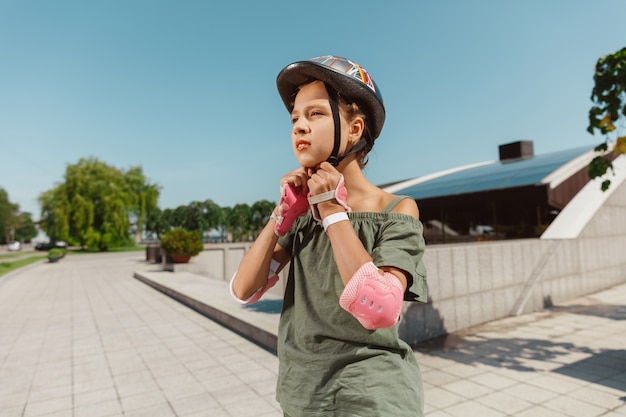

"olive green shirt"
[276, 197, 428, 417]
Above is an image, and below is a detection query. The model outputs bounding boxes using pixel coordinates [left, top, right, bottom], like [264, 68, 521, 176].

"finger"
[317, 161, 338, 174]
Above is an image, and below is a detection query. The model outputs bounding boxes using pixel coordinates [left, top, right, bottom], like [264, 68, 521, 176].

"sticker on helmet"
[345, 61, 376, 93]
[313, 55, 377, 94]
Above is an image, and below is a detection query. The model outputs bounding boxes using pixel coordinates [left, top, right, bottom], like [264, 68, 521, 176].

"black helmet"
[277, 55, 385, 140]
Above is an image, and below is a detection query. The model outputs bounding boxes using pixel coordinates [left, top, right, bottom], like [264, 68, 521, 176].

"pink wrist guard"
[274, 183, 309, 236]
[308, 175, 351, 222]
[339, 262, 404, 330]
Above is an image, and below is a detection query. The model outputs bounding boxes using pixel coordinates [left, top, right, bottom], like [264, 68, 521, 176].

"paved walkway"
[1, 252, 625, 416]
[0, 253, 280, 417]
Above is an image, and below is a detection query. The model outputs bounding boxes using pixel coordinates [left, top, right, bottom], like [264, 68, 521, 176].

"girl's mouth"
[296, 141, 310, 151]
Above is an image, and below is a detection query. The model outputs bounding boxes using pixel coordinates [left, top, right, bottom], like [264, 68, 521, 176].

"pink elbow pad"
[339, 262, 404, 330]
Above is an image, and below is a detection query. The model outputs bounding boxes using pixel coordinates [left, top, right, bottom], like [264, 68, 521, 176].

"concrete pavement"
[0, 252, 280, 417]
[1, 251, 625, 416]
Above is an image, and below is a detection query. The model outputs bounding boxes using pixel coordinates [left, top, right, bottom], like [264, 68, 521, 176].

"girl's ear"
[349, 117, 365, 143]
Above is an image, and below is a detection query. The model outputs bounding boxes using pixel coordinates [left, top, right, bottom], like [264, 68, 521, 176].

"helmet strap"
[323, 83, 371, 167]
[324, 83, 342, 167]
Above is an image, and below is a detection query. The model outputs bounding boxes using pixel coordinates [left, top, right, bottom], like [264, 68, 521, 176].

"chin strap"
[324, 84, 342, 167]
[323, 83, 370, 167]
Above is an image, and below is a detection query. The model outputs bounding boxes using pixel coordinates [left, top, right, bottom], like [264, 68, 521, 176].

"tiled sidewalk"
[415, 287, 626, 416]
[136, 263, 626, 417]
[0, 253, 280, 417]
[1, 251, 626, 416]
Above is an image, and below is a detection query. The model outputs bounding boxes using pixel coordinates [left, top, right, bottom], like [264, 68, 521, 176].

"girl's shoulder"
[378, 192, 419, 219]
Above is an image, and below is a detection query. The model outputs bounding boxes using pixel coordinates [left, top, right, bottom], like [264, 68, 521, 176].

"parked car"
[7, 241, 21, 251]
[35, 241, 67, 251]
[35, 242, 54, 251]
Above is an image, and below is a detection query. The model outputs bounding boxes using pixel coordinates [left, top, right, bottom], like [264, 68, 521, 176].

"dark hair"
[337, 95, 372, 169]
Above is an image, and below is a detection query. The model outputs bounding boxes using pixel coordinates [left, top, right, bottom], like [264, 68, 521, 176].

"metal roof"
[393, 145, 593, 200]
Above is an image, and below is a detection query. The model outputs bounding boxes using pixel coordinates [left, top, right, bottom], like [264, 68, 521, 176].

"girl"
[230, 55, 428, 417]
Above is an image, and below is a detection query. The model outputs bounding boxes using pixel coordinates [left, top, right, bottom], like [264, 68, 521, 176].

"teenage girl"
[231, 55, 428, 417]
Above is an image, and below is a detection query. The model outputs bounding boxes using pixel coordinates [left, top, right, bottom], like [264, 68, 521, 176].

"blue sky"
[1, 1, 625, 219]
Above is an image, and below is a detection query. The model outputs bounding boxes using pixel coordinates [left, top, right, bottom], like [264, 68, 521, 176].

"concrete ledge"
[133, 270, 280, 353]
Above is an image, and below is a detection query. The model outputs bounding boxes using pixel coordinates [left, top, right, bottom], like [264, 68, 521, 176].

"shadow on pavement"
[243, 299, 283, 314]
[550, 304, 626, 321]
[417, 334, 626, 396]
[417, 335, 593, 371]
[553, 349, 626, 393]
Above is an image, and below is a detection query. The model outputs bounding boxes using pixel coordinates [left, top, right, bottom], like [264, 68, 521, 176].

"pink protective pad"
[339, 262, 404, 330]
[275, 183, 309, 236]
[308, 175, 351, 221]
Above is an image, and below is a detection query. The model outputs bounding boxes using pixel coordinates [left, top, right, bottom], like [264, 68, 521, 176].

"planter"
[48, 256, 62, 263]
[170, 254, 191, 264]
[146, 244, 162, 263]
[160, 229, 203, 265]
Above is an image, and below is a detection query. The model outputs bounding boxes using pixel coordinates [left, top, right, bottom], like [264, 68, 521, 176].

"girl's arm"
[309, 163, 416, 289]
[231, 167, 309, 301]
[231, 216, 290, 301]
[309, 163, 420, 329]
[316, 201, 410, 290]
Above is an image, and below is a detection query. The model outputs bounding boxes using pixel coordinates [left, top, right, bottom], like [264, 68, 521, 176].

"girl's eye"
[291, 116, 299, 124]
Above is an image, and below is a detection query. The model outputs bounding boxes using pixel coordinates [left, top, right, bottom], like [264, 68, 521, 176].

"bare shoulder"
[390, 195, 420, 220]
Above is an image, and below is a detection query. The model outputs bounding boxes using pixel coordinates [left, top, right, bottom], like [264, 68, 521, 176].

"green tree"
[125, 166, 160, 238]
[0, 189, 37, 244]
[226, 203, 251, 242]
[146, 199, 274, 243]
[15, 212, 37, 243]
[145, 207, 165, 239]
[202, 199, 223, 232]
[220, 206, 232, 242]
[0, 188, 22, 243]
[39, 158, 160, 250]
[38, 186, 70, 244]
[250, 200, 275, 237]
[588, 47, 626, 191]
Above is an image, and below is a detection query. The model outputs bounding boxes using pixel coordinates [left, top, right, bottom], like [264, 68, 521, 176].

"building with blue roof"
[384, 141, 603, 243]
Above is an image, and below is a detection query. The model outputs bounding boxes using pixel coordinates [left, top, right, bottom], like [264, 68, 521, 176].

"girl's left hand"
[307, 162, 342, 196]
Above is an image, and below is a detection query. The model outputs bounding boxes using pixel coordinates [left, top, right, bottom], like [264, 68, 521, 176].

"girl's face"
[290, 81, 352, 168]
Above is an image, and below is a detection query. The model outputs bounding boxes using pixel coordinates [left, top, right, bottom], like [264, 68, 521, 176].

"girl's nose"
[293, 118, 309, 135]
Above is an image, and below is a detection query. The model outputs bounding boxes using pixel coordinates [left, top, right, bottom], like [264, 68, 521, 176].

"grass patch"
[73, 246, 145, 254]
[0, 255, 47, 277]
[0, 252, 27, 260]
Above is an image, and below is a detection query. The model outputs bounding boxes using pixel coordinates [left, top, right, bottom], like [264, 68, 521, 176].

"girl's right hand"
[280, 167, 310, 196]
[274, 168, 310, 236]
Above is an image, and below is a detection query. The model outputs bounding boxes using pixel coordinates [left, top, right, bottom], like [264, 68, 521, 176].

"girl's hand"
[273, 168, 310, 236]
[307, 162, 349, 219]
[280, 167, 310, 196]
[307, 162, 341, 196]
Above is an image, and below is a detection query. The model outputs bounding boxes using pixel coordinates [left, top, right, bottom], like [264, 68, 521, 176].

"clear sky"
[1, 0, 625, 220]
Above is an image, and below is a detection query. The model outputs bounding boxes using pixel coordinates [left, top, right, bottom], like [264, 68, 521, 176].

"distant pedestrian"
[230, 55, 428, 416]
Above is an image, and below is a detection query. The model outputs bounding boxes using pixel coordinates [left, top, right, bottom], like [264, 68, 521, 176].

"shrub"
[160, 228, 203, 257]
[47, 248, 66, 262]
[48, 248, 66, 257]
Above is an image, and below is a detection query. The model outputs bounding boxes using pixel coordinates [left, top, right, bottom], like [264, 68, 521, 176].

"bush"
[47, 248, 66, 262]
[160, 228, 203, 257]
[48, 248, 66, 257]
